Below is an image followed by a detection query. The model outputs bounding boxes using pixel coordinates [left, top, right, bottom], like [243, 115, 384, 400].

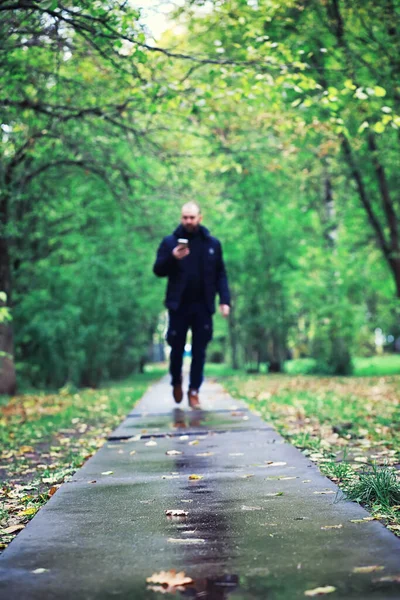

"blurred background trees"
[1, 0, 399, 391]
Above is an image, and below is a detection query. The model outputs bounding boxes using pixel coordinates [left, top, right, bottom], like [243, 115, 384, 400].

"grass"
[0, 367, 164, 551]
[209, 357, 400, 534]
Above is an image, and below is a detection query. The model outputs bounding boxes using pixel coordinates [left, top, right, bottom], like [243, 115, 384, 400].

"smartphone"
[177, 238, 189, 246]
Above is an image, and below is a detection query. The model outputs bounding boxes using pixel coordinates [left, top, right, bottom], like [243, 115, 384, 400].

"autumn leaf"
[32, 568, 49, 574]
[321, 524, 343, 530]
[196, 452, 214, 457]
[2, 524, 25, 534]
[304, 586, 336, 596]
[167, 538, 205, 544]
[101, 471, 113, 475]
[166, 450, 182, 456]
[165, 509, 188, 517]
[188, 440, 199, 446]
[145, 440, 157, 447]
[353, 566, 384, 573]
[188, 474, 203, 480]
[146, 569, 193, 587]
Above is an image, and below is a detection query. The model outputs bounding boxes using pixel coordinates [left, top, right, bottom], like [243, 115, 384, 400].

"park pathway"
[0, 376, 400, 599]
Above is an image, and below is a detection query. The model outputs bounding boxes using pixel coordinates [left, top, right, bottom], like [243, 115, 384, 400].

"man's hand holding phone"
[172, 238, 190, 260]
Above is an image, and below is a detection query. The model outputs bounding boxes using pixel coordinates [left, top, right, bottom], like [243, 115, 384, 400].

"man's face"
[181, 207, 202, 232]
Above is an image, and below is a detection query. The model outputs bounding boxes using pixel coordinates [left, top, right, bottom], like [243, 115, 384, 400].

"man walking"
[153, 202, 230, 409]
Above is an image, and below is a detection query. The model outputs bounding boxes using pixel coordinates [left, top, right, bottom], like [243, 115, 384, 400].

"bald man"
[153, 202, 231, 409]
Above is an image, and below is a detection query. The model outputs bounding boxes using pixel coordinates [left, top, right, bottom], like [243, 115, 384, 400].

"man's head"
[181, 201, 202, 233]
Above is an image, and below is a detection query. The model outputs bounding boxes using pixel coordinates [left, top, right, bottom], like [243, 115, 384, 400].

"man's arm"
[153, 238, 176, 277]
[216, 241, 231, 309]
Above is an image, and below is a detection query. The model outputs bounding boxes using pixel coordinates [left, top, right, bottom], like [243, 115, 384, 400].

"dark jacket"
[153, 224, 230, 314]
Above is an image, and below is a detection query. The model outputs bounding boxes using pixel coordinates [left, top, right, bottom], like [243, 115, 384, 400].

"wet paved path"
[1, 376, 400, 599]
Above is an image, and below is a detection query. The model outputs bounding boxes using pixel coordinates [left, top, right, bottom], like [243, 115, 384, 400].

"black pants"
[166, 302, 213, 390]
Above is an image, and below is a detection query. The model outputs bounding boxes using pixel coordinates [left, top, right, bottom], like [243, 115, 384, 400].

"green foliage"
[1, 0, 399, 388]
[342, 465, 400, 509]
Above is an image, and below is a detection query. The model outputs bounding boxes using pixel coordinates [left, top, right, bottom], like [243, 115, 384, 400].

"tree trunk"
[0, 199, 16, 394]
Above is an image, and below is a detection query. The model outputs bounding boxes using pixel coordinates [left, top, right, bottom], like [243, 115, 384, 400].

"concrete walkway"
[1, 376, 400, 599]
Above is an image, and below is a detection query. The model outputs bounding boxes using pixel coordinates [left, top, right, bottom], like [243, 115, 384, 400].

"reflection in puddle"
[172, 408, 206, 429]
[147, 573, 239, 598]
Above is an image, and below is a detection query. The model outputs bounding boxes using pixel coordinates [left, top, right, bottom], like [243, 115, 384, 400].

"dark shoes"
[188, 389, 201, 410]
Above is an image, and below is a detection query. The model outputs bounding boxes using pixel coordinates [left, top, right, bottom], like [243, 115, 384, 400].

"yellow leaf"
[18, 446, 35, 454]
[353, 566, 384, 573]
[2, 524, 25, 534]
[304, 586, 336, 596]
[188, 440, 199, 446]
[188, 474, 203, 480]
[18, 507, 37, 517]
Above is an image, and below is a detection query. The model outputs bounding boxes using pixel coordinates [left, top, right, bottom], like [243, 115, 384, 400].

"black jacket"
[153, 225, 230, 313]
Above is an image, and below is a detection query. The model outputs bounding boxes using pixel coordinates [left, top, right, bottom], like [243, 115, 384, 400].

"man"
[153, 202, 230, 409]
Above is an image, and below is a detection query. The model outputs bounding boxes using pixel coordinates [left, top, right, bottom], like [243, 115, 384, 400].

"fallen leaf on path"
[167, 538, 205, 544]
[2, 524, 25, 534]
[101, 471, 113, 475]
[162, 475, 179, 479]
[123, 435, 141, 442]
[303, 480, 312, 483]
[353, 566, 384, 573]
[166, 450, 182, 456]
[321, 524, 343, 530]
[145, 440, 157, 447]
[241, 505, 262, 511]
[49, 486, 58, 496]
[147, 570, 193, 587]
[278, 476, 297, 481]
[304, 586, 336, 596]
[179, 435, 189, 441]
[196, 452, 214, 457]
[165, 510, 188, 517]
[32, 568, 49, 574]
[129, 450, 136, 455]
[349, 517, 375, 523]
[188, 474, 203, 480]
[89, 480, 97, 484]
[265, 492, 284, 497]
[181, 499, 193, 503]
[373, 575, 400, 583]
[188, 440, 199, 446]
[266, 461, 287, 467]
[313, 491, 335, 495]
[241, 474, 254, 479]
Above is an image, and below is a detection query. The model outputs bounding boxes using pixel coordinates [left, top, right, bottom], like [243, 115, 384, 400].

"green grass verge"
[0, 367, 164, 551]
[210, 363, 400, 535]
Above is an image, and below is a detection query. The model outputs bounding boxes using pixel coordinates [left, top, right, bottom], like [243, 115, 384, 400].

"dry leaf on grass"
[165, 510, 188, 517]
[353, 566, 384, 573]
[2, 524, 25, 534]
[304, 585, 336, 596]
